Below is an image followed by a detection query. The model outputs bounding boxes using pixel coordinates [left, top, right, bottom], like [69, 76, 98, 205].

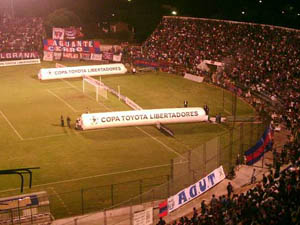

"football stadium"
[0, 1, 299, 225]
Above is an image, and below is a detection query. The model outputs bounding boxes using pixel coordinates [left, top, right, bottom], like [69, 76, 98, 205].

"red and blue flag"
[245, 126, 273, 165]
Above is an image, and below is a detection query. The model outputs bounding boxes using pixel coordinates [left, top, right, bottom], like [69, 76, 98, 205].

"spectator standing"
[227, 182, 234, 198]
[67, 116, 71, 128]
[60, 115, 64, 127]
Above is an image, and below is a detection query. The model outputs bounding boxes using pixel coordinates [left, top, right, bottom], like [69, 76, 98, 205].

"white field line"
[24, 133, 68, 141]
[49, 187, 72, 215]
[0, 163, 173, 193]
[48, 86, 74, 91]
[61, 79, 184, 157]
[47, 89, 79, 113]
[136, 127, 185, 159]
[0, 110, 24, 140]
[224, 109, 231, 115]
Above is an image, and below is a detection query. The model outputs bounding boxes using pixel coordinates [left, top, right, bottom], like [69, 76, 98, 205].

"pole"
[111, 184, 114, 206]
[139, 179, 143, 203]
[82, 78, 85, 93]
[222, 88, 225, 113]
[81, 189, 84, 215]
[18, 199, 21, 225]
[11, 0, 14, 18]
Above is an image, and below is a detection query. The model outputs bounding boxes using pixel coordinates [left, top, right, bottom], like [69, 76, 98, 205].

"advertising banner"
[38, 64, 127, 80]
[134, 58, 169, 69]
[125, 97, 143, 110]
[102, 52, 113, 61]
[0, 59, 40, 67]
[0, 52, 39, 60]
[184, 73, 204, 83]
[80, 53, 91, 61]
[113, 54, 122, 62]
[62, 52, 79, 60]
[53, 52, 62, 60]
[167, 166, 226, 212]
[43, 39, 101, 53]
[133, 208, 153, 225]
[90, 53, 103, 61]
[80, 107, 208, 130]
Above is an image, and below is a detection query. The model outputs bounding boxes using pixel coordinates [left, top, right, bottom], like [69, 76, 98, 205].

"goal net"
[82, 75, 108, 101]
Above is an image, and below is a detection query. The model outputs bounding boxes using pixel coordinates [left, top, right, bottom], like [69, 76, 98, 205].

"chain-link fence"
[48, 121, 268, 225]
[0, 124, 267, 225]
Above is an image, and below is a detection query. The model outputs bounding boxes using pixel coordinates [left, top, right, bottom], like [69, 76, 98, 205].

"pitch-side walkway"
[52, 125, 289, 225]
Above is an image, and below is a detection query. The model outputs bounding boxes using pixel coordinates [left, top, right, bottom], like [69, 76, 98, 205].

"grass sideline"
[0, 61, 257, 218]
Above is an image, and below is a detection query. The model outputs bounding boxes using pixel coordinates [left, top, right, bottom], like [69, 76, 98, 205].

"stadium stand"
[0, 16, 45, 58]
[135, 17, 300, 225]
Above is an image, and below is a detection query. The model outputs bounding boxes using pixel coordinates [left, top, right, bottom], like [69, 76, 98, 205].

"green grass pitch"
[0, 61, 256, 218]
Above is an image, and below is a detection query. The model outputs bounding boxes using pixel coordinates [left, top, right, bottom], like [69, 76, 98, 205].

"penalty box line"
[62, 78, 185, 159]
[0, 110, 24, 141]
[61, 79, 111, 112]
[47, 89, 80, 113]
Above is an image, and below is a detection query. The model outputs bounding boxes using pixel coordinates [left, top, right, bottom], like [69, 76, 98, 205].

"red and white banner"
[53, 27, 83, 40]
[52, 27, 65, 40]
[62, 52, 79, 60]
[0, 52, 39, 60]
[43, 51, 53, 61]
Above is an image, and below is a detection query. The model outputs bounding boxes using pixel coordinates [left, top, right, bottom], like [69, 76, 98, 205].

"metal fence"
[0, 125, 268, 224]
[47, 121, 268, 225]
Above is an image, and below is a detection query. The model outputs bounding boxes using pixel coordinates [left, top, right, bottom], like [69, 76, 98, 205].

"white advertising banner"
[113, 54, 122, 62]
[167, 166, 226, 212]
[90, 53, 103, 61]
[133, 208, 153, 225]
[80, 107, 208, 130]
[203, 60, 224, 67]
[184, 73, 204, 83]
[0, 59, 41, 67]
[38, 64, 127, 80]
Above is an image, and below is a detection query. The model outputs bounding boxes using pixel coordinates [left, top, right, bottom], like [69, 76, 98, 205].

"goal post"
[82, 75, 108, 101]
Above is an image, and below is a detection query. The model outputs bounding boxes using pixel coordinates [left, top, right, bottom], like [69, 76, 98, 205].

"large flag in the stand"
[159, 200, 168, 217]
[245, 126, 273, 165]
[52, 28, 64, 40]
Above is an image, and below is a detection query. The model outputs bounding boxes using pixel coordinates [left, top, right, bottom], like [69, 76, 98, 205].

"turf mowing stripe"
[0, 163, 172, 193]
[47, 89, 79, 113]
[0, 110, 24, 140]
[136, 127, 185, 159]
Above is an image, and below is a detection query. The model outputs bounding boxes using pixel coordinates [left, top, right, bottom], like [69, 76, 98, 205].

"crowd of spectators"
[145, 17, 300, 225]
[0, 16, 45, 54]
[157, 161, 300, 225]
